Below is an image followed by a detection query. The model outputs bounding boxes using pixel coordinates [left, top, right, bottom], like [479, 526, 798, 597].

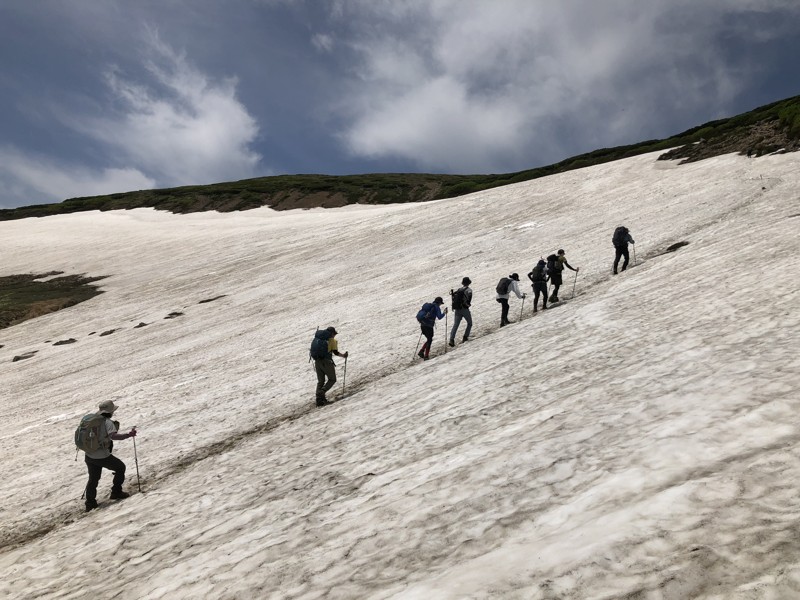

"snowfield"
[1, 151, 799, 599]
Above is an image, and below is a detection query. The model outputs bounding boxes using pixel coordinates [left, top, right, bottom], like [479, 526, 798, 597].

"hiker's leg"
[84, 458, 103, 503]
[101, 455, 127, 492]
[533, 286, 540, 309]
[321, 358, 337, 392]
[621, 247, 630, 271]
[500, 299, 510, 324]
[314, 359, 327, 399]
[421, 326, 434, 357]
[449, 310, 463, 342]
[462, 309, 472, 340]
[613, 247, 623, 273]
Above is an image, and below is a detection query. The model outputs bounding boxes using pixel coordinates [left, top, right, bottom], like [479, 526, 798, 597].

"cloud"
[0, 146, 155, 208]
[324, 0, 800, 171]
[70, 30, 263, 187]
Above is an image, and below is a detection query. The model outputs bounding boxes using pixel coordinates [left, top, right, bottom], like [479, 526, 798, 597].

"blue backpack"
[416, 303, 436, 323]
[309, 329, 332, 359]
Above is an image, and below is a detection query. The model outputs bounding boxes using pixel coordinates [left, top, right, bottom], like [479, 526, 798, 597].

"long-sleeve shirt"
[496, 279, 524, 300]
[418, 303, 446, 327]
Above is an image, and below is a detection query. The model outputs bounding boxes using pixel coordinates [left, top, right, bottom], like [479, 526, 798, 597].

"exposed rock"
[53, 338, 77, 346]
[12, 351, 38, 362]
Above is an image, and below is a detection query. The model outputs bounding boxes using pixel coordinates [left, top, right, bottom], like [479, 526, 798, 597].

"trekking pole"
[342, 355, 348, 396]
[132, 431, 142, 493]
[572, 270, 579, 299]
[444, 311, 448, 353]
[414, 332, 423, 359]
[520, 296, 526, 321]
[633, 245, 637, 266]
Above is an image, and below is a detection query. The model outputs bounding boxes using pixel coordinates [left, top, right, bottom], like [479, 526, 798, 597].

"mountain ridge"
[1, 94, 798, 221]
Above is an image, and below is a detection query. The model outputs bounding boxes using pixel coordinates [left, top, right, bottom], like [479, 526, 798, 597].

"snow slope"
[0, 151, 798, 599]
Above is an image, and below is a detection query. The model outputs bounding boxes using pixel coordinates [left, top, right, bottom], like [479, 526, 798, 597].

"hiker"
[527, 259, 549, 312]
[612, 226, 635, 274]
[310, 326, 348, 406]
[449, 277, 473, 346]
[548, 249, 578, 303]
[82, 400, 137, 512]
[496, 273, 525, 326]
[417, 297, 448, 360]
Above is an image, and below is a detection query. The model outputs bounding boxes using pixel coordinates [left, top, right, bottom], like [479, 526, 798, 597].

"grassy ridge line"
[2, 94, 799, 221]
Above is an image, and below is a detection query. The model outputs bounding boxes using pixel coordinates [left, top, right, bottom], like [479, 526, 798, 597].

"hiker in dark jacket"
[612, 226, 635, 274]
[83, 400, 137, 512]
[417, 297, 447, 360]
[312, 326, 348, 406]
[496, 273, 525, 326]
[449, 277, 473, 346]
[527, 260, 549, 312]
[548, 249, 578, 302]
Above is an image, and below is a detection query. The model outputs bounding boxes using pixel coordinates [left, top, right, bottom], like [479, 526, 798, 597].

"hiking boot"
[542, 305, 547, 310]
[462, 337, 469, 342]
[417, 350, 425, 359]
[109, 490, 130, 500]
[448, 340, 455, 347]
[533, 307, 538, 313]
[85, 500, 99, 512]
[316, 399, 329, 407]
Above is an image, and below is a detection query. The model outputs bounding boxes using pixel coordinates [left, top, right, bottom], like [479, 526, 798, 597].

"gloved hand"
[343, 351, 349, 359]
[128, 428, 137, 438]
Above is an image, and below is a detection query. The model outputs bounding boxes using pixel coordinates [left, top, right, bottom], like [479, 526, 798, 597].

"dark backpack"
[75, 413, 110, 454]
[496, 278, 511, 295]
[613, 226, 628, 246]
[416, 302, 436, 323]
[529, 265, 546, 282]
[451, 288, 467, 310]
[546, 254, 558, 273]
[309, 329, 332, 359]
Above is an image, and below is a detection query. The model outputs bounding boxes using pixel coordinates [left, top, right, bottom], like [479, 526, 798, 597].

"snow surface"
[0, 151, 799, 599]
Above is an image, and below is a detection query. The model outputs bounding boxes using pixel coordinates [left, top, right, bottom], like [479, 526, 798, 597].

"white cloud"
[311, 33, 335, 53]
[0, 146, 155, 208]
[327, 0, 800, 171]
[72, 30, 263, 187]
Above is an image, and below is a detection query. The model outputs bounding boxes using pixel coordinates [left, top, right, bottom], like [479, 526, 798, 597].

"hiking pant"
[532, 281, 548, 309]
[449, 309, 472, 342]
[85, 454, 126, 502]
[614, 246, 630, 273]
[549, 284, 561, 302]
[419, 325, 434, 357]
[314, 357, 337, 400]
[496, 298, 510, 325]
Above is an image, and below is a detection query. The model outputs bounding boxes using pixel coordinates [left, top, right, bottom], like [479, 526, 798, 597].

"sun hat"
[98, 400, 118, 415]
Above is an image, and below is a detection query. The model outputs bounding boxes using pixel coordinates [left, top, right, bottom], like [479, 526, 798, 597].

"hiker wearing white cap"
[80, 400, 137, 511]
[495, 273, 525, 326]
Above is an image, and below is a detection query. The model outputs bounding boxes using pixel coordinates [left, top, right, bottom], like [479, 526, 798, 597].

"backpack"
[451, 288, 467, 310]
[75, 413, 110, 454]
[416, 302, 436, 323]
[496, 278, 511, 295]
[309, 329, 332, 359]
[546, 254, 558, 274]
[529, 265, 546, 282]
[612, 226, 628, 246]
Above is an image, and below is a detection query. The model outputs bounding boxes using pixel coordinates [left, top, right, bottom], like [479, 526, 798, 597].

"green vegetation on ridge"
[2, 94, 799, 221]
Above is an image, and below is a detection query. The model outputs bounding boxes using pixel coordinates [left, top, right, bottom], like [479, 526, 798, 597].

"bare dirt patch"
[0, 273, 107, 330]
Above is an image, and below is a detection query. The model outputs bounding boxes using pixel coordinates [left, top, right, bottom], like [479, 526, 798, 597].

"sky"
[1, 0, 799, 209]
[0, 149, 798, 597]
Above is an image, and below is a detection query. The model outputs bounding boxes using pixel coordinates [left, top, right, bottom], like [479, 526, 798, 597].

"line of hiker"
[308, 226, 635, 406]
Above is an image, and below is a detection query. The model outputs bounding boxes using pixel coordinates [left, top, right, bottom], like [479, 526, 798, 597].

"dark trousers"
[314, 357, 337, 400]
[496, 298, 510, 325]
[532, 281, 548, 309]
[614, 246, 630, 273]
[85, 454, 126, 502]
[419, 325, 434, 357]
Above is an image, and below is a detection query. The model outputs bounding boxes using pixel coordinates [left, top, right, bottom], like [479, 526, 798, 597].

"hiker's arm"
[333, 350, 348, 358]
[110, 429, 137, 441]
[628, 234, 635, 244]
[565, 260, 578, 272]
